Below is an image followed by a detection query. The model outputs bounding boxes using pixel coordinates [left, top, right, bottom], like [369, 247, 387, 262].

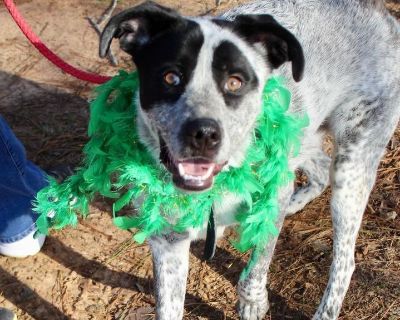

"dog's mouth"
[159, 137, 226, 192]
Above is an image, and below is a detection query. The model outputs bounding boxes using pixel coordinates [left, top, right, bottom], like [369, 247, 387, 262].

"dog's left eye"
[224, 76, 243, 93]
[163, 71, 181, 86]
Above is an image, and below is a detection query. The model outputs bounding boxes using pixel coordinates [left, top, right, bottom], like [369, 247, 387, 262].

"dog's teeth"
[178, 163, 185, 177]
[178, 162, 216, 183]
[205, 165, 215, 179]
[183, 174, 202, 181]
[183, 174, 203, 182]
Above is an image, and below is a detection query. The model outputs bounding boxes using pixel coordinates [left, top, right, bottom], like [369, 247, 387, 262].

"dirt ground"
[0, 0, 399, 319]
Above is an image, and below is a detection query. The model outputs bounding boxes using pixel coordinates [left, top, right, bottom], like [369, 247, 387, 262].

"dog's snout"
[182, 118, 221, 157]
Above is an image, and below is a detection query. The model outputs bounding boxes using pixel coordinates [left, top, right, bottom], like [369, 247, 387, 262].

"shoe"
[0, 165, 74, 258]
[0, 308, 17, 320]
[0, 228, 45, 258]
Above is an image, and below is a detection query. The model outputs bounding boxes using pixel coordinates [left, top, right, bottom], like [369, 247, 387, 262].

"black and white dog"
[99, 1, 400, 319]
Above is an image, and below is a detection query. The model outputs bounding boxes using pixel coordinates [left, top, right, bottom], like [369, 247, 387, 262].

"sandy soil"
[0, 1, 399, 319]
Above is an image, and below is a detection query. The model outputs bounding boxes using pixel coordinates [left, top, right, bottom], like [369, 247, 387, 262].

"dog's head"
[100, 1, 304, 192]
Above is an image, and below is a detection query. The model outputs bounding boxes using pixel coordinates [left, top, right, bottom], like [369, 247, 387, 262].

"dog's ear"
[232, 14, 305, 82]
[99, 1, 182, 58]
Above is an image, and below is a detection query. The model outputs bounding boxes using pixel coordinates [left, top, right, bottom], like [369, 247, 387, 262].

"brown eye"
[224, 76, 243, 93]
[163, 71, 181, 86]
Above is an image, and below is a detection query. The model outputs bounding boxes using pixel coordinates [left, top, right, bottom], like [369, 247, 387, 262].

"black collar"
[203, 207, 216, 260]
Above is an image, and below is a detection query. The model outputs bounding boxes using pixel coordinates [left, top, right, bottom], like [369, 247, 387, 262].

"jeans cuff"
[0, 222, 37, 244]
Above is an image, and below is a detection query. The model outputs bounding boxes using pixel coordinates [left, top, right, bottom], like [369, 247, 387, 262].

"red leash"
[3, 0, 112, 84]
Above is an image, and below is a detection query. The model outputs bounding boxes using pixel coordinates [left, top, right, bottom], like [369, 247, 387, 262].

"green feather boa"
[34, 70, 308, 278]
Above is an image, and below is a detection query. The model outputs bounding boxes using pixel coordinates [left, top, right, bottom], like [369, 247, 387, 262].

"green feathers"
[33, 70, 308, 278]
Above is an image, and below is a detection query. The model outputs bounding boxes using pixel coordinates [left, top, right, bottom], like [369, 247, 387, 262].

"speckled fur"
[105, 1, 400, 319]
[137, 19, 269, 168]
[220, 1, 400, 319]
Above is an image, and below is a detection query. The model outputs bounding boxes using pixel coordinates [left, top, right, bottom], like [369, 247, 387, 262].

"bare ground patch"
[0, 1, 399, 319]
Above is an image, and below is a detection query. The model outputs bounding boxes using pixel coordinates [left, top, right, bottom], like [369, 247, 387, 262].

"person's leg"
[0, 115, 47, 258]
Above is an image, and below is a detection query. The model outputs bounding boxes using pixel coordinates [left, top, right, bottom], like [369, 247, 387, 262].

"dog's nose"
[181, 118, 222, 157]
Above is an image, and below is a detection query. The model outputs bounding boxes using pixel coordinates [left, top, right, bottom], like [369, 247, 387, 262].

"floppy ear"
[232, 14, 305, 82]
[99, 1, 182, 58]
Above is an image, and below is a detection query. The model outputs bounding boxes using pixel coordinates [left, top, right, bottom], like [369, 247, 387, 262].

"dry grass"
[0, 1, 399, 319]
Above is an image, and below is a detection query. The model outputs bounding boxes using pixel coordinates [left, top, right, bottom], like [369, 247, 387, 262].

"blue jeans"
[0, 116, 48, 244]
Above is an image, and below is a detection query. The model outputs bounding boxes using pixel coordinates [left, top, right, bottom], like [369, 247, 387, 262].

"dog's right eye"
[224, 75, 243, 93]
[163, 71, 181, 87]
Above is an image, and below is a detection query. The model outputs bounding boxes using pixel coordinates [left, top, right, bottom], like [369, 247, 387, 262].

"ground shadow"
[1, 237, 230, 319]
[191, 241, 308, 319]
[44, 237, 233, 319]
[0, 266, 68, 320]
[44, 236, 151, 293]
[191, 239, 246, 285]
[0, 71, 89, 168]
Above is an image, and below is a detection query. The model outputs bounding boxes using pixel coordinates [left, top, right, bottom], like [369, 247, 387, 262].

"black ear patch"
[220, 14, 305, 82]
[99, 1, 183, 58]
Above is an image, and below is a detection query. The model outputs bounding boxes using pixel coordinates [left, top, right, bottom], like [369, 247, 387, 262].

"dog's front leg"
[149, 233, 191, 320]
[238, 185, 292, 320]
[237, 249, 272, 320]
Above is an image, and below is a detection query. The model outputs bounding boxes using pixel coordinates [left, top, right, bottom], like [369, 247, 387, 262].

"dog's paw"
[237, 296, 269, 320]
[286, 185, 318, 215]
[237, 291, 269, 320]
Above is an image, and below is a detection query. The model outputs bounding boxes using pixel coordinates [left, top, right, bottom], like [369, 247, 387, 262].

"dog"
[99, 1, 400, 319]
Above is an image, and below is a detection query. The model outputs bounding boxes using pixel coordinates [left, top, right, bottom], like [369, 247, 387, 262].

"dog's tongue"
[178, 160, 215, 179]
[173, 159, 225, 191]
[179, 161, 215, 177]
[174, 159, 216, 190]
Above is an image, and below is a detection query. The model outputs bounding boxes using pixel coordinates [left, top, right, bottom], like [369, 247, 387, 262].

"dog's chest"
[184, 193, 241, 241]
